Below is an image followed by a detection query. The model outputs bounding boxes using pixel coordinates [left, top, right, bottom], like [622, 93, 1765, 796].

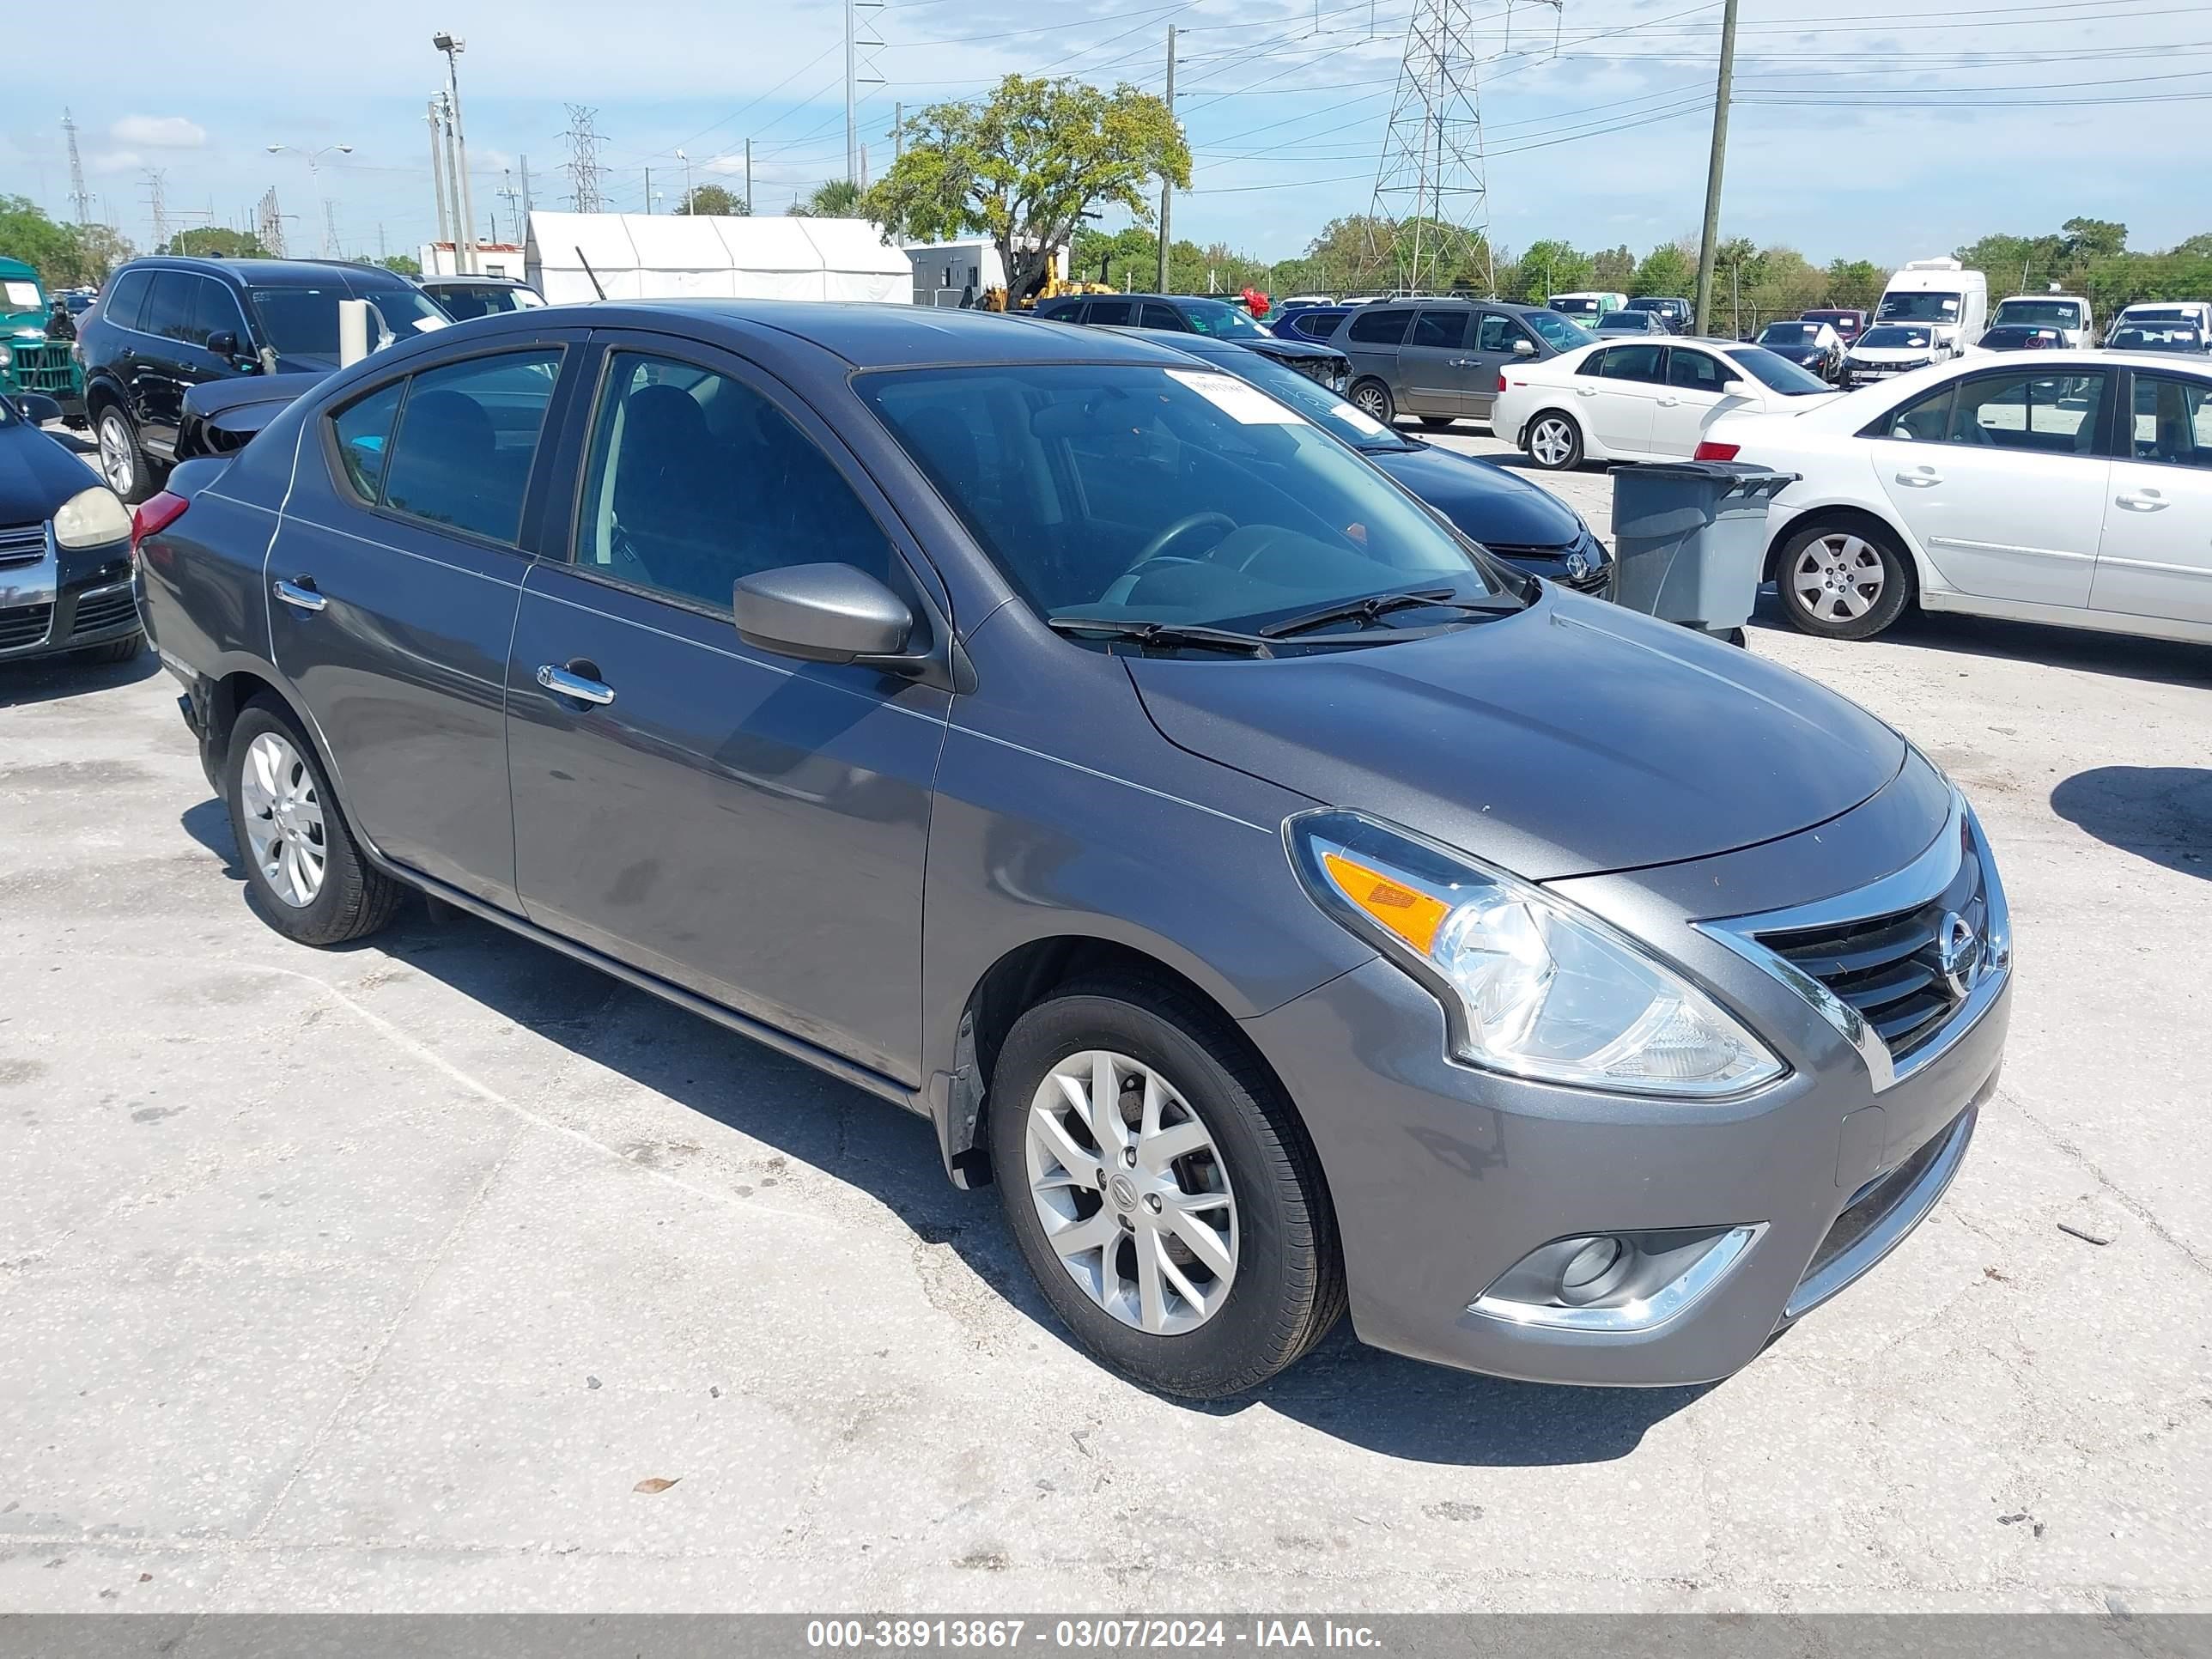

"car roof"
[586, 299, 1205, 368]
[118, 256, 416, 289]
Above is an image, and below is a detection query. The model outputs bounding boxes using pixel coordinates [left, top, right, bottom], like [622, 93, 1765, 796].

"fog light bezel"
[1468, 1223, 1766, 1334]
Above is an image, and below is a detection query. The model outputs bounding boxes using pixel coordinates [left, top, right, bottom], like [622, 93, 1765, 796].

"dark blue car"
[0, 391, 142, 664]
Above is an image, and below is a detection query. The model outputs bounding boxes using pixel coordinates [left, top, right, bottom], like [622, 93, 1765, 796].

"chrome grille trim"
[0, 522, 46, 568]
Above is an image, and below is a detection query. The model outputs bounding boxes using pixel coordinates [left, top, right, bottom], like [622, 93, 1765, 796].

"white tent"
[524, 213, 910, 307]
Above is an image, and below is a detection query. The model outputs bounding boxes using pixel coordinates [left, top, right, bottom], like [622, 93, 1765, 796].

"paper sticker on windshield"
[1332, 404, 1393, 437]
[1168, 369, 1304, 425]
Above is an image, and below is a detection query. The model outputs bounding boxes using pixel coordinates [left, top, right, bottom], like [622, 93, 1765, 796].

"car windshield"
[1595, 313, 1647, 331]
[248, 283, 452, 356]
[1981, 327, 2056, 348]
[1759, 323, 1820, 343]
[1859, 325, 1934, 349]
[3, 279, 41, 313]
[2115, 325, 2202, 350]
[1182, 344, 1413, 454]
[859, 363, 1513, 640]
[1876, 291, 1962, 323]
[1991, 299, 2081, 328]
[1177, 298, 1267, 339]
[428, 283, 540, 320]
[1723, 345, 1832, 395]
[1522, 310, 1590, 349]
[1550, 297, 1601, 317]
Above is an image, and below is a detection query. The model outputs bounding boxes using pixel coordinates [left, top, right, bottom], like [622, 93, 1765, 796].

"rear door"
[268, 337, 580, 909]
[1584, 343, 1667, 457]
[1869, 367, 2112, 606]
[1341, 304, 1413, 404]
[1396, 307, 1473, 416]
[2090, 367, 2212, 624]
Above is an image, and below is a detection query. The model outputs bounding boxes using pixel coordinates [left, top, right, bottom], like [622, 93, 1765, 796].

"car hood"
[1765, 342, 1828, 362]
[1125, 591, 1905, 882]
[0, 420, 98, 520]
[1246, 334, 1342, 362]
[1367, 444, 1588, 550]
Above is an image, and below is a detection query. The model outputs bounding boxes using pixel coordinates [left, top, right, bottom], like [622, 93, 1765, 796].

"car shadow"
[173, 793, 1699, 1463]
[0, 643, 160, 708]
[2051, 766, 2212, 879]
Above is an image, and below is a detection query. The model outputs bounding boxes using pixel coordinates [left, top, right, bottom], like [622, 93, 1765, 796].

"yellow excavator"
[977, 277, 1118, 313]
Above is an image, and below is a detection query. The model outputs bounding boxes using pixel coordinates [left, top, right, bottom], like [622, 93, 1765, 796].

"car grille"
[1753, 837, 1988, 1064]
[6, 339, 80, 398]
[0, 600, 55, 652]
[70, 586, 139, 637]
[0, 522, 45, 568]
[1486, 539, 1613, 596]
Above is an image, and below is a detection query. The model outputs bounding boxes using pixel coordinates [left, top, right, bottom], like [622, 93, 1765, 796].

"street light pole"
[266, 143, 355, 258]
[434, 33, 477, 274]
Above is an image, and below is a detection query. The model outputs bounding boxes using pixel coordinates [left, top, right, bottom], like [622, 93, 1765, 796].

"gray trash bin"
[1606, 461, 1796, 643]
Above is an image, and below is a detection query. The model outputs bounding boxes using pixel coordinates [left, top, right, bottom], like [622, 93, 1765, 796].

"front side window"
[2128, 373, 2212, 468]
[859, 363, 1512, 634]
[376, 349, 562, 541]
[142, 273, 201, 345]
[1348, 307, 1412, 345]
[575, 351, 891, 611]
[1724, 346, 1831, 396]
[1140, 302, 1185, 331]
[191, 280, 250, 350]
[1410, 309, 1468, 349]
[1599, 344, 1666, 385]
[1667, 349, 1728, 392]
[1522, 309, 1591, 350]
[1177, 298, 1267, 339]
[1475, 313, 1528, 353]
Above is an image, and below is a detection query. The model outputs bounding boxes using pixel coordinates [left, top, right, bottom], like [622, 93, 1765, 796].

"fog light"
[1468, 1224, 1765, 1334]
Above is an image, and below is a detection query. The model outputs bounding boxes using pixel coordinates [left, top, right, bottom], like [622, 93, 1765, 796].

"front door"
[1397, 307, 1473, 417]
[2090, 368, 2212, 624]
[267, 340, 574, 910]
[505, 341, 949, 1086]
[1869, 367, 2112, 607]
[1650, 345, 1740, 458]
[1467, 310, 1535, 419]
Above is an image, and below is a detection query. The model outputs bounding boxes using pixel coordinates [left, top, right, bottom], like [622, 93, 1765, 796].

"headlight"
[1289, 811, 1784, 1097]
[53, 485, 133, 549]
[0, 341, 12, 370]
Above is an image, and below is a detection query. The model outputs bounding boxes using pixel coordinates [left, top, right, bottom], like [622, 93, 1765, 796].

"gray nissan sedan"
[134, 302, 2012, 1399]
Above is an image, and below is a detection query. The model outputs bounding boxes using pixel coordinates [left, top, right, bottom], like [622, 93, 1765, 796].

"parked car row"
[125, 299, 2014, 1402]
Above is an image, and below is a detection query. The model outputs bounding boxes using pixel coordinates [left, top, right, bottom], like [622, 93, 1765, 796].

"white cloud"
[112, 115, 206, 149]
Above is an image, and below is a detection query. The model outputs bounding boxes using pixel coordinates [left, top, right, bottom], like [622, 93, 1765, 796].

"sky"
[4, 0, 2206, 274]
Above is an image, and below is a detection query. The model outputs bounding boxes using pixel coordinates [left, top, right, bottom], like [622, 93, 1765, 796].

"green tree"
[865, 74, 1188, 304]
[1590, 243, 1635, 289]
[378, 253, 422, 276]
[161, 227, 265, 259]
[2060, 216, 2126, 261]
[1824, 258, 1886, 311]
[1631, 242, 1694, 297]
[1072, 223, 1157, 288]
[0, 196, 81, 287]
[787, 179, 863, 218]
[1512, 239, 1589, 302]
[677, 183, 746, 216]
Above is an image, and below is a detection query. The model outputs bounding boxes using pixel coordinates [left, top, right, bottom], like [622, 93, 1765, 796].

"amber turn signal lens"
[1322, 851, 1450, 955]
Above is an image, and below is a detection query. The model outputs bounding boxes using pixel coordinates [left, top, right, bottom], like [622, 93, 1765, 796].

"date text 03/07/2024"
[804, 1620, 1382, 1650]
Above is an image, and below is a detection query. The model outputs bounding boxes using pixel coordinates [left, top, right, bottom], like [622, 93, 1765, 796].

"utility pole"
[644, 166, 653, 212]
[62, 109, 89, 224]
[744, 140, 752, 216]
[518, 154, 532, 224]
[1691, 0, 1739, 337]
[890, 102, 903, 165]
[845, 0, 859, 185]
[1156, 25, 1177, 293]
[434, 33, 477, 273]
[427, 100, 453, 257]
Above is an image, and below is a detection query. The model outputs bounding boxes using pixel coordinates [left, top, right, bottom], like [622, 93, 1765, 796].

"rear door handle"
[536, 662, 616, 706]
[2115, 490, 2169, 511]
[1575, 386, 1598, 397]
[1894, 470, 1942, 488]
[272, 577, 325, 612]
[1656, 397, 1680, 407]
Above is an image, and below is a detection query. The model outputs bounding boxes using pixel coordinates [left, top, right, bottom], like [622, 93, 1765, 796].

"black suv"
[1030, 292, 1350, 394]
[80, 257, 453, 501]
[1622, 296, 1692, 333]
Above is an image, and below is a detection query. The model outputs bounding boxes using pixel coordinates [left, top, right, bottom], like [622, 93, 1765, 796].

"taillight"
[1693, 441, 1741, 461]
[131, 490, 189, 553]
[1497, 371, 1508, 393]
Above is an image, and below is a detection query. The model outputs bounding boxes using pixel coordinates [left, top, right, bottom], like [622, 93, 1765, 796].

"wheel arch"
[1763, 500, 1923, 590]
[1523, 405, 1584, 459]
[84, 374, 128, 417]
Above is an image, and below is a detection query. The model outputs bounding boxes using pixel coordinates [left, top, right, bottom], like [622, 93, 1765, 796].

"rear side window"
[1087, 298, 1135, 325]
[2127, 373, 2212, 468]
[1348, 307, 1412, 345]
[1410, 310, 1468, 349]
[103, 269, 153, 331]
[1292, 313, 1344, 340]
[376, 350, 562, 542]
[1599, 344, 1667, 384]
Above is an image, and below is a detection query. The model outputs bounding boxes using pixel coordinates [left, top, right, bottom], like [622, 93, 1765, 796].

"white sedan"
[1701, 349, 2212, 643]
[1492, 337, 1837, 471]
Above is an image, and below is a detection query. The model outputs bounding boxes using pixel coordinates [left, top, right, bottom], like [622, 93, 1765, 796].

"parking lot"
[3, 430, 2210, 1615]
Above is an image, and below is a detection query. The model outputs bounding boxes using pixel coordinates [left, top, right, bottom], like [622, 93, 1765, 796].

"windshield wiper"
[1260, 586, 1517, 640]
[1047, 615, 1277, 657]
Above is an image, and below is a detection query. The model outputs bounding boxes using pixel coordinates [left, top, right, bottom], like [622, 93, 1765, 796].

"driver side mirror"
[734, 562, 917, 668]
[12, 392, 64, 426]
[206, 330, 239, 361]
[1510, 338, 1535, 357]
[1723, 378, 1751, 395]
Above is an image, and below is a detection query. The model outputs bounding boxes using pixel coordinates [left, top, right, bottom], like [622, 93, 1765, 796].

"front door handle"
[272, 577, 325, 612]
[1894, 470, 1942, 488]
[2115, 490, 2169, 512]
[1656, 396, 1680, 407]
[536, 662, 616, 706]
[1575, 386, 1598, 397]
[1447, 357, 1477, 367]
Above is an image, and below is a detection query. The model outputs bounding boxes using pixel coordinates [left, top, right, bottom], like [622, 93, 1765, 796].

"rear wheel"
[988, 976, 1344, 1399]
[95, 406, 152, 504]
[1349, 379, 1395, 424]
[1524, 410, 1584, 471]
[1777, 520, 1912, 640]
[223, 699, 404, 945]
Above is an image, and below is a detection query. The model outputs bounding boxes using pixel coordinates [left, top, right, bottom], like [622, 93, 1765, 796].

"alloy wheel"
[97, 413, 137, 497]
[1351, 383, 1388, 418]
[1792, 533, 1886, 622]
[1529, 416, 1577, 467]
[1024, 1049, 1239, 1337]
[238, 732, 327, 908]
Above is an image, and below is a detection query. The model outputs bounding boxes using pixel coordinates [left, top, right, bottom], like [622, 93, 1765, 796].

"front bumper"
[0, 530, 138, 660]
[1243, 779, 2009, 1387]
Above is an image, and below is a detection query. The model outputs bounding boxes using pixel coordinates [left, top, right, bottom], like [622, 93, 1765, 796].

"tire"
[222, 697, 404, 945]
[95, 405, 153, 504]
[1348, 378, 1395, 424]
[74, 629, 144, 665]
[1776, 520, 1913, 641]
[1523, 410, 1583, 471]
[1417, 415, 1456, 430]
[988, 975, 1345, 1400]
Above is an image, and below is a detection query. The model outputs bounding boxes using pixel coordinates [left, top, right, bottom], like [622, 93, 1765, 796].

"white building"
[905, 239, 1072, 307]
[417, 241, 529, 280]
[522, 213, 910, 306]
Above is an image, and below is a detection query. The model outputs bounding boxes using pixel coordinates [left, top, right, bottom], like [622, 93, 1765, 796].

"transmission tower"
[562, 105, 607, 213]
[1365, 0, 1496, 295]
[323, 200, 343, 259]
[62, 109, 89, 224]
[143, 167, 171, 250]
[258, 187, 288, 257]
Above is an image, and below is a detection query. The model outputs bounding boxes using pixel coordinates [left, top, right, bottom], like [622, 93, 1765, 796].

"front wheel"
[988, 977, 1344, 1399]
[1777, 521, 1912, 640]
[1524, 410, 1584, 471]
[223, 699, 404, 945]
[1348, 378, 1395, 424]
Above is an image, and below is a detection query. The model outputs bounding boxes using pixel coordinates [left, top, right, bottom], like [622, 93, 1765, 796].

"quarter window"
[376, 349, 562, 542]
[575, 352, 891, 612]
[2128, 373, 2212, 468]
[1348, 307, 1413, 345]
[1410, 309, 1469, 349]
